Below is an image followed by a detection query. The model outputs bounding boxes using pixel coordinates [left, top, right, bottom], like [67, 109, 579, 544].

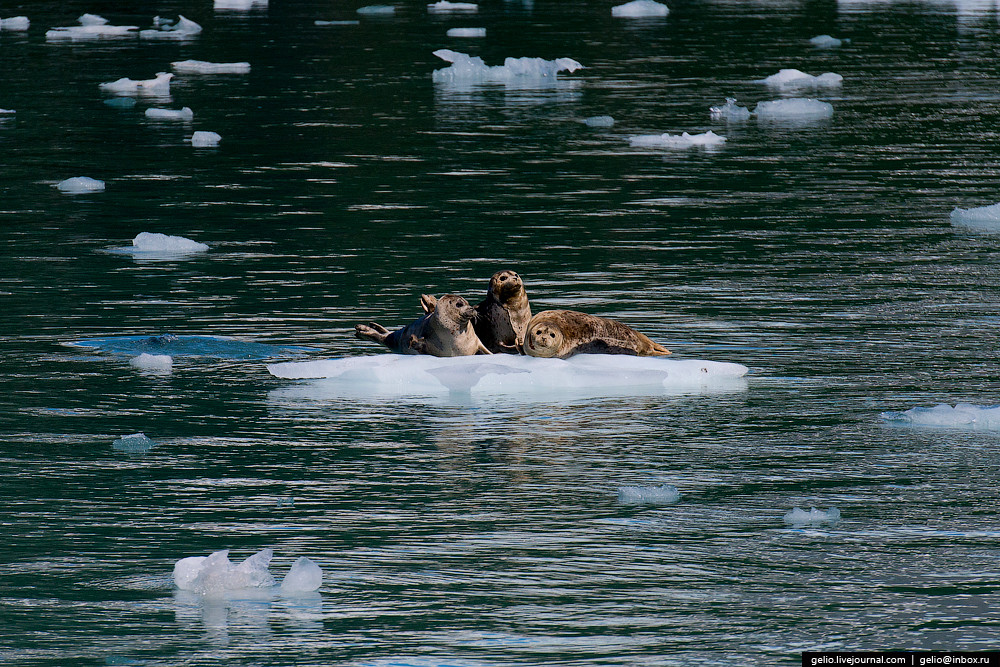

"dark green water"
[3, 0, 1000, 665]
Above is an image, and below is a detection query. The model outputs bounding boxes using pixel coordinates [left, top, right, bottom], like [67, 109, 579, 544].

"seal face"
[523, 310, 670, 359]
[355, 294, 491, 357]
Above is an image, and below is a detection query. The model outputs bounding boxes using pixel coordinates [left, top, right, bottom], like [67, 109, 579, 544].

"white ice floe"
[46, 14, 139, 41]
[617, 484, 680, 505]
[132, 232, 209, 254]
[191, 131, 221, 147]
[447, 27, 486, 37]
[56, 177, 105, 194]
[172, 60, 251, 75]
[584, 115, 615, 128]
[881, 403, 1000, 429]
[428, 1, 478, 12]
[753, 98, 834, 120]
[140, 15, 202, 40]
[710, 97, 751, 121]
[112, 432, 155, 453]
[99, 72, 173, 96]
[629, 130, 726, 149]
[950, 202, 1000, 230]
[267, 354, 748, 397]
[810, 34, 848, 48]
[432, 49, 584, 84]
[130, 353, 173, 372]
[759, 69, 843, 88]
[357, 5, 396, 15]
[612, 0, 670, 17]
[1, 16, 30, 31]
[783, 507, 841, 525]
[174, 549, 322, 596]
[145, 107, 193, 121]
[215, 0, 268, 8]
[0, 108, 15, 115]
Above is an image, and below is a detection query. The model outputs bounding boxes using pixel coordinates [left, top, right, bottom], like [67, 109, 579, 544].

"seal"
[523, 310, 670, 359]
[354, 294, 491, 357]
[420, 270, 532, 354]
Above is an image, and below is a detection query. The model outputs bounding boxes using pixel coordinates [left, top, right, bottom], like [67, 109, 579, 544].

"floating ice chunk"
[0, 108, 15, 115]
[175, 549, 276, 595]
[783, 507, 841, 525]
[617, 484, 680, 505]
[950, 202, 1000, 230]
[280, 557, 323, 593]
[584, 115, 615, 127]
[132, 232, 209, 253]
[759, 69, 843, 88]
[629, 130, 726, 149]
[145, 107, 194, 121]
[432, 49, 583, 84]
[357, 5, 396, 15]
[172, 60, 251, 75]
[1, 16, 30, 31]
[447, 27, 486, 37]
[215, 0, 268, 8]
[810, 34, 847, 48]
[612, 0, 670, 17]
[46, 15, 138, 41]
[79, 14, 108, 26]
[139, 15, 201, 40]
[880, 403, 1000, 429]
[99, 72, 173, 96]
[56, 176, 105, 194]
[753, 98, 834, 120]
[710, 97, 751, 121]
[130, 353, 173, 372]
[191, 131, 221, 147]
[429, 1, 478, 12]
[112, 432, 155, 453]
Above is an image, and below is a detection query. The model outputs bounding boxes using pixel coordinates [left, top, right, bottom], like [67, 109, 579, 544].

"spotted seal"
[523, 310, 670, 359]
[355, 294, 491, 357]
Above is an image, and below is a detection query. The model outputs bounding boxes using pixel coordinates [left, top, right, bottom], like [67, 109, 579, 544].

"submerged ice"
[56, 177, 105, 194]
[617, 485, 680, 505]
[130, 353, 173, 372]
[431, 49, 583, 84]
[112, 433, 155, 453]
[69, 334, 319, 360]
[629, 130, 726, 149]
[753, 98, 834, 120]
[174, 549, 322, 595]
[881, 403, 1000, 429]
[783, 507, 841, 525]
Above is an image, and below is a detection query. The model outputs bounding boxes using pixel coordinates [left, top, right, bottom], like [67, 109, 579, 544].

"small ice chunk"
[759, 69, 843, 88]
[1, 16, 30, 31]
[753, 98, 834, 120]
[951, 202, 1000, 230]
[0, 108, 15, 115]
[56, 177, 105, 194]
[280, 557, 323, 593]
[99, 72, 173, 96]
[584, 115, 615, 128]
[432, 49, 583, 84]
[112, 432, 155, 453]
[810, 34, 848, 48]
[617, 484, 680, 505]
[629, 130, 726, 149]
[191, 131, 221, 147]
[612, 0, 670, 17]
[428, 1, 478, 12]
[172, 60, 251, 74]
[215, 0, 268, 8]
[176, 549, 276, 595]
[130, 353, 173, 372]
[357, 5, 396, 15]
[139, 15, 202, 40]
[145, 107, 193, 121]
[710, 97, 751, 121]
[783, 507, 841, 525]
[79, 14, 108, 26]
[447, 27, 486, 37]
[46, 15, 139, 41]
[132, 232, 209, 253]
[881, 403, 1000, 429]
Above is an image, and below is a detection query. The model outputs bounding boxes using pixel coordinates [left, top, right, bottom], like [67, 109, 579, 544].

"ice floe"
[810, 34, 848, 48]
[46, 15, 139, 41]
[950, 202, 1000, 230]
[191, 131, 221, 147]
[759, 68, 843, 89]
[612, 0, 670, 17]
[1, 16, 30, 31]
[130, 353, 173, 372]
[145, 107, 193, 121]
[432, 49, 583, 84]
[99, 72, 173, 96]
[710, 97, 752, 121]
[69, 334, 320, 360]
[172, 60, 251, 74]
[215, 0, 268, 8]
[629, 130, 726, 149]
[447, 27, 486, 37]
[0, 109, 14, 115]
[783, 507, 841, 525]
[881, 403, 1000, 429]
[112, 433, 156, 453]
[753, 98, 834, 121]
[428, 1, 478, 12]
[56, 176, 105, 194]
[134, 232, 209, 253]
[357, 5, 397, 15]
[267, 354, 748, 398]
[140, 15, 202, 40]
[584, 115, 615, 127]
[174, 549, 322, 596]
[617, 484, 680, 505]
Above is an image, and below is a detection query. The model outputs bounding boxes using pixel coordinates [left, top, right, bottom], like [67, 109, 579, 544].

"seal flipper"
[420, 294, 438, 315]
[355, 323, 390, 346]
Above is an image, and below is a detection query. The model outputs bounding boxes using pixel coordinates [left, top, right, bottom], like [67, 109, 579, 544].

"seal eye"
[549, 333, 555, 338]
[499, 275, 507, 281]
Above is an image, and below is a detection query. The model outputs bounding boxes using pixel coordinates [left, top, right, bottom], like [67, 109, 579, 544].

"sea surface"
[3, 0, 1000, 665]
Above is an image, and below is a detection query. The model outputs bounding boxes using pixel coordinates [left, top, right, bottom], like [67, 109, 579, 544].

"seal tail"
[355, 323, 390, 346]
